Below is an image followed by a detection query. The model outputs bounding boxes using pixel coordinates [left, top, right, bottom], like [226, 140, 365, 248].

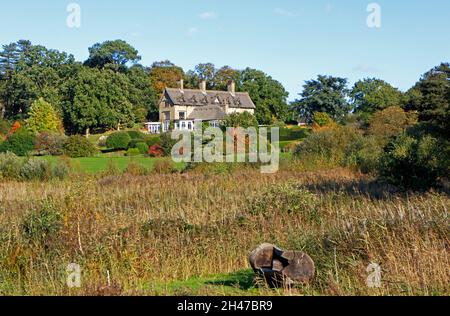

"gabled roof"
[164, 88, 256, 109]
[187, 105, 227, 121]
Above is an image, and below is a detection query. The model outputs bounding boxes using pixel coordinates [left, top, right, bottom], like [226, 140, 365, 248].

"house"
[145, 80, 256, 133]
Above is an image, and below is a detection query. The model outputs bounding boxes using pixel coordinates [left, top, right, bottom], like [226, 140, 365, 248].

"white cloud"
[187, 27, 199, 36]
[198, 11, 218, 19]
[325, 3, 333, 14]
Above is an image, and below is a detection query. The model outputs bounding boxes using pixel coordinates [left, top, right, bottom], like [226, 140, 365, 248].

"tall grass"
[0, 167, 448, 296]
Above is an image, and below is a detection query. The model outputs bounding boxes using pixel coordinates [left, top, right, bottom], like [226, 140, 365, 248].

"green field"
[38, 156, 185, 174]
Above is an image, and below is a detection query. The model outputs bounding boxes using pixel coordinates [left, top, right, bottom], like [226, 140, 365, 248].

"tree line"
[0, 39, 448, 139]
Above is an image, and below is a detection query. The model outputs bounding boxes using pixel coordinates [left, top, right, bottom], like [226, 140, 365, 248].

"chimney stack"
[178, 79, 184, 91]
[200, 80, 207, 93]
[227, 80, 236, 95]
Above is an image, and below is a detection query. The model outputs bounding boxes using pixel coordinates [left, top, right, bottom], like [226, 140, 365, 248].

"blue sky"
[0, 0, 449, 100]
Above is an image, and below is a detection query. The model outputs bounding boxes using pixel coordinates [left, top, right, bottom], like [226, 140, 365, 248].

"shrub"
[153, 159, 176, 174]
[0, 119, 9, 136]
[0, 152, 23, 179]
[160, 132, 177, 156]
[63, 135, 97, 158]
[148, 144, 164, 157]
[21, 200, 63, 246]
[128, 138, 147, 149]
[106, 132, 132, 150]
[368, 106, 417, 145]
[294, 126, 382, 172]
[9, 121, 21, 134]
[100, 159, 121, 177]
[145, 136, 161, 147]
[313, 112, 334, 128]
[0, 129, 35, 156]
[295, 126, 359, 164]
[348, 136, 383, 174]
[34, 132, 67, 156]
[52, 158, 71, 180]
[20, 159, 51, 181]
[126, 148, 141, 156]
[135, 142, 149, 155]
[126, 130, 146, 140]
[221, 112, 258, 128]
[124, 161, 147, 176]
[379, 133, 449, 190]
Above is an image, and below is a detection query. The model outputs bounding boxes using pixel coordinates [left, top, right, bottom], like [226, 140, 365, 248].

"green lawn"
[38, 156, 185, 174]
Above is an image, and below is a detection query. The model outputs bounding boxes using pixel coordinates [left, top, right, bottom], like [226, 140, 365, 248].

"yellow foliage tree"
[26, 98, 62, 134]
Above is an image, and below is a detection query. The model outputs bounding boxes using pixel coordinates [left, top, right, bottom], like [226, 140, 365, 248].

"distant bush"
[135, 142, 149, 155]
[21, 200, 63, 246]
[221, 112, 258, 129]
[34, 132, 67, 156]
[0, 152, 70, 181]
[145, 136, 161, 147]
[368, 106, 417, 145]
[0, 129, 35, 156]
[52, 158, 71, 180]
[153, 159, 177, 174]
[379, 133, 449, 190]
[126, 130, 146, 140]
[126, 148, 141, 156]
[0, 119, 9, 136]
[128, 138, 149, 149]
[0, 152, 23, 179]
[294, 126, 381, 173]
[106, 132, 131, 150]
[9, 121, 22, 134]
[277, 127, 309, 141]
[63, 135, 97, 158]
[124, 161, 147, 176]
[148, 144, 164, 157]
[160, 132, 177, 156]
[295, 126, 360, 165]
[348, 136, 383, 174]
[20, 159, 51, 181]
[313, 112, 335, 128]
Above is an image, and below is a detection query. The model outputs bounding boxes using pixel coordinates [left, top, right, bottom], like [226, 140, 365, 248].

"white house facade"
[145, 80, 256, 133]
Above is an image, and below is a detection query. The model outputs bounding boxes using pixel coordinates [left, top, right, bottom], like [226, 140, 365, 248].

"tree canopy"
[292, 75, 351, 123]
[148, 60, 184, 97]
[84, 40, 141, 71]
[239, 68, 289, 125]
[0, 39, 448, 140]
[26, 98, 62, 134]
[351, 78, 404, 118]
[404, 63, 450, 135]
